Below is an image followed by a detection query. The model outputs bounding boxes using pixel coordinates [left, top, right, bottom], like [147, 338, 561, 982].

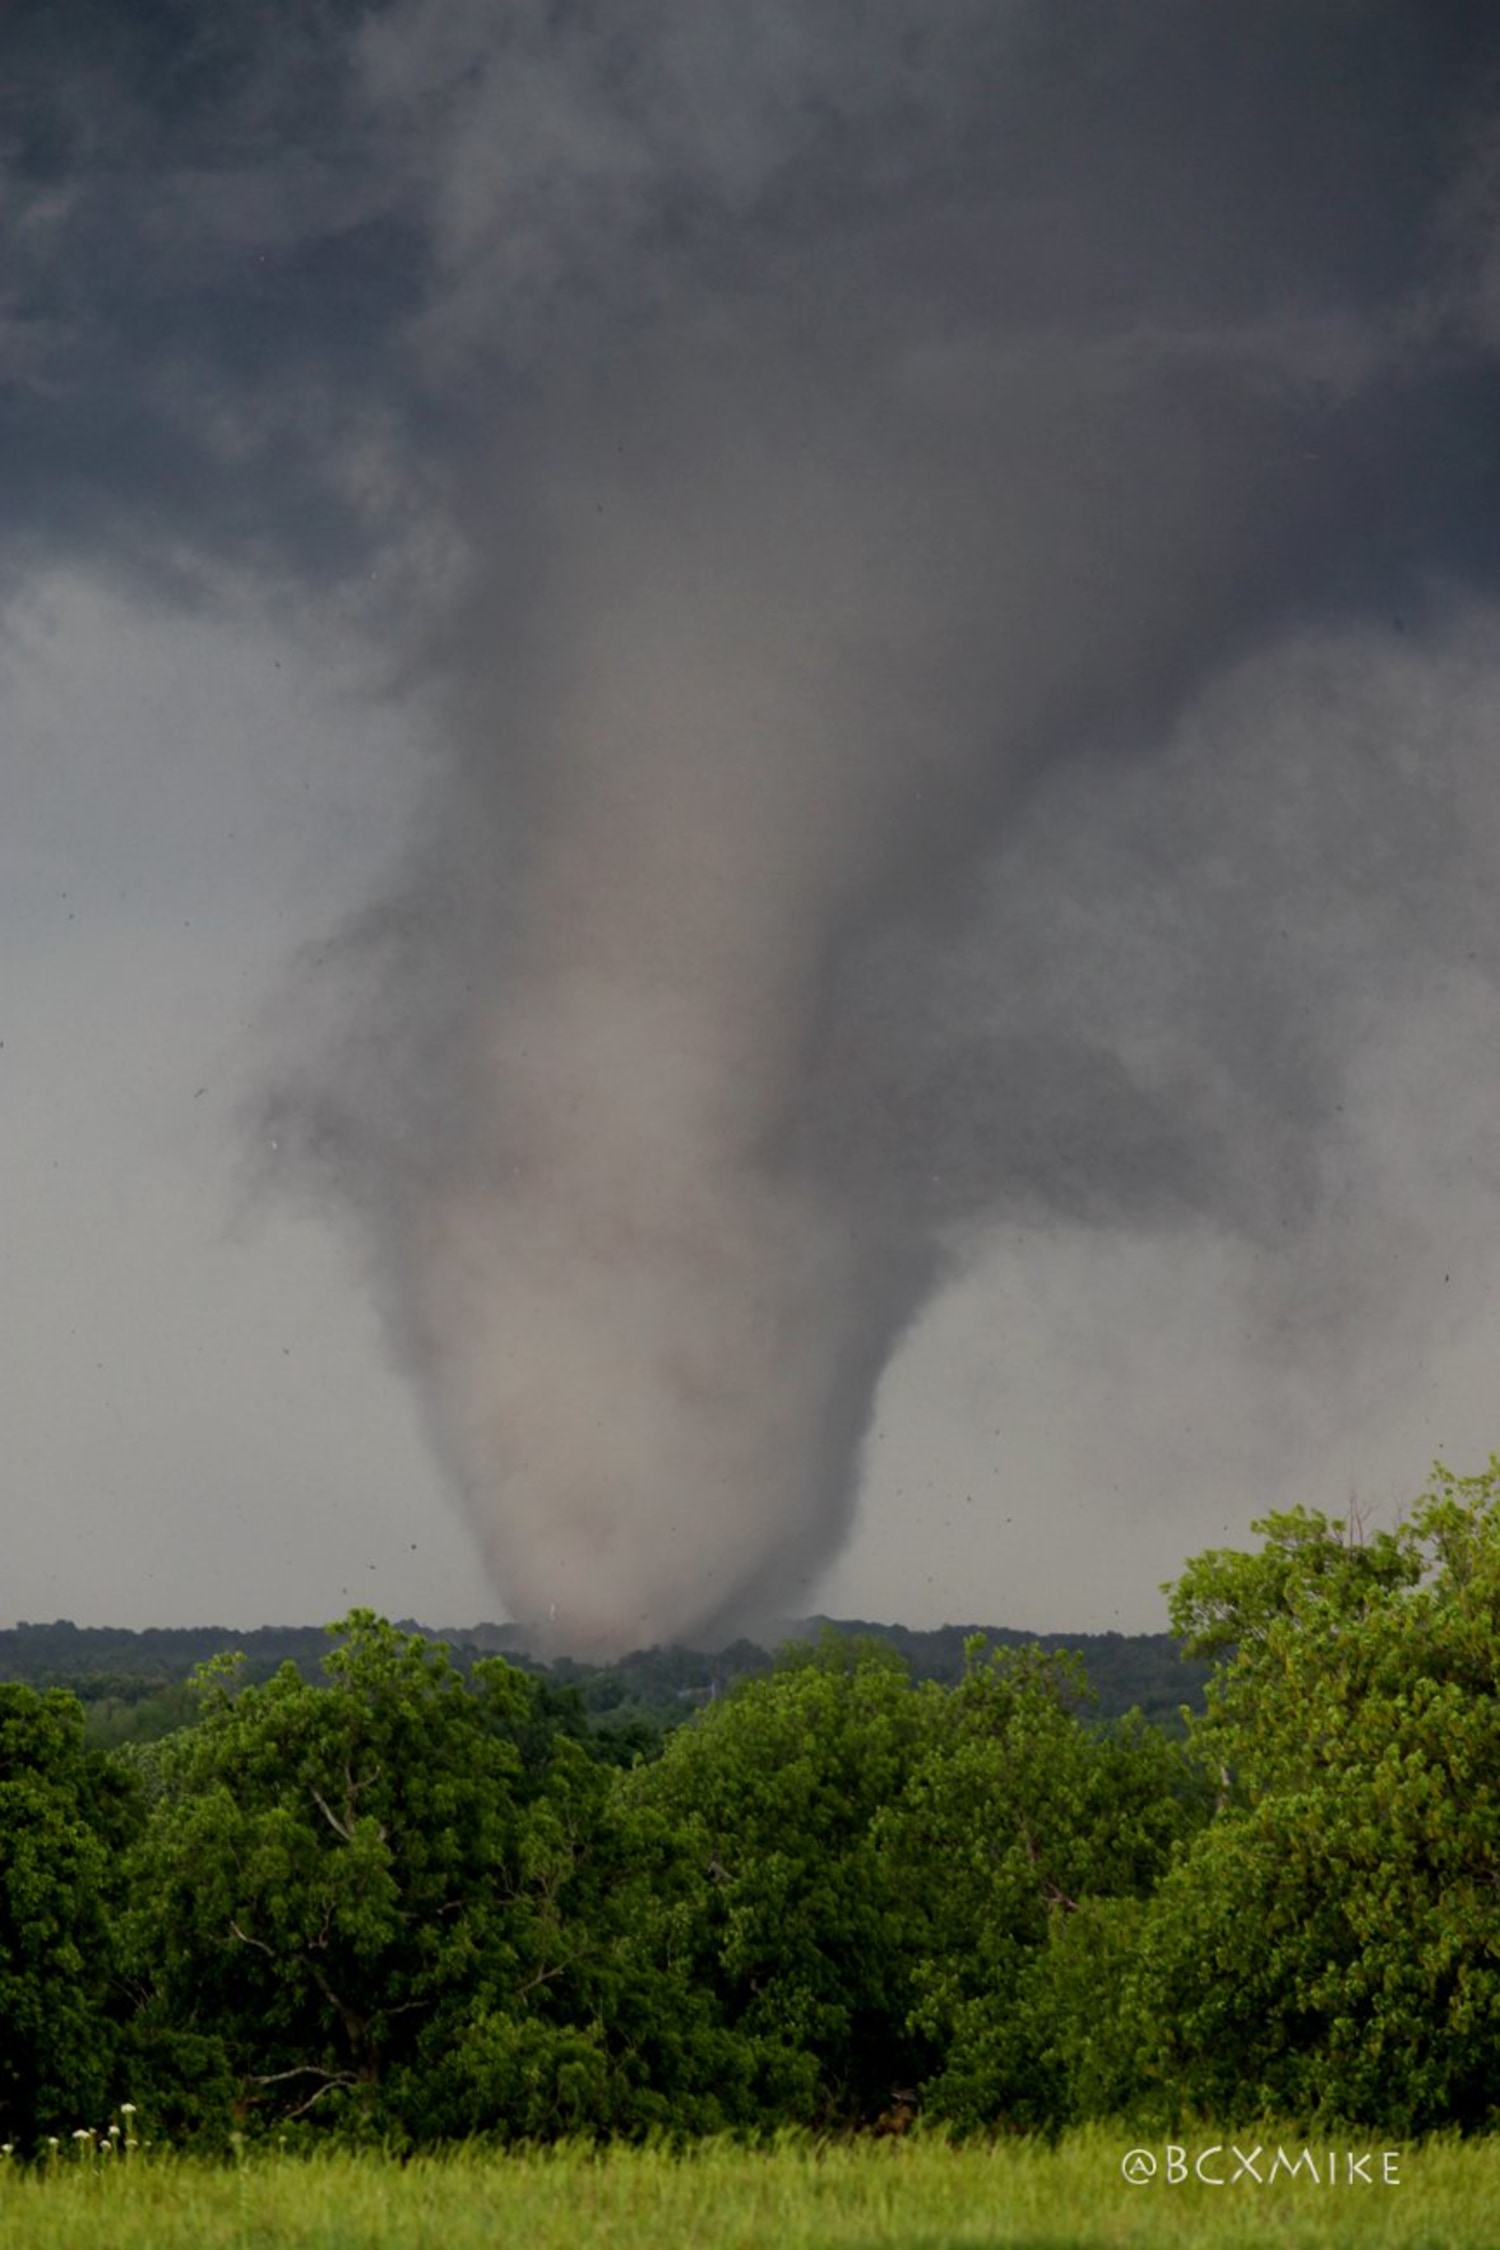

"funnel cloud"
[8, 4, 1500, 1649]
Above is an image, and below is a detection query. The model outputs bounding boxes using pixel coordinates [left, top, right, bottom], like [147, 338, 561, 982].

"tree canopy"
[3, 1464, 1500, 2151]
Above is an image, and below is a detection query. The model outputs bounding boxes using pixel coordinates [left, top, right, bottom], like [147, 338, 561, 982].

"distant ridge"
[0, 1613, 1210, 1729]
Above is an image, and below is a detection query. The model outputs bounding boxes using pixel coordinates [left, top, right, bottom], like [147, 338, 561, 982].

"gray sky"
[4, 2, 1500, 1643]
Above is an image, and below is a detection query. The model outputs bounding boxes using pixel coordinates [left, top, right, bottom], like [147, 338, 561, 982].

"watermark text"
[1120, 2143, 1402, 2188]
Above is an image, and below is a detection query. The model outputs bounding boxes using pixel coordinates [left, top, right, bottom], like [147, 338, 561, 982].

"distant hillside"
[786, 1618, 1211, 1729]
[0, 1612, 1210, 1738]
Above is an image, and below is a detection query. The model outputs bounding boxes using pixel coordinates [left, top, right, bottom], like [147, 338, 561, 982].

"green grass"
[1, 2129, 1496, 2249]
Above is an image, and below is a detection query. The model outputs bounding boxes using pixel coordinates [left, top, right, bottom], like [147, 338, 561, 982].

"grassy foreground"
[1, 2129, 1496, 2250]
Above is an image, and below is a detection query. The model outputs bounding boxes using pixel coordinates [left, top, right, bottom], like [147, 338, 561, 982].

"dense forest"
[2, 1460, 1498, 2155]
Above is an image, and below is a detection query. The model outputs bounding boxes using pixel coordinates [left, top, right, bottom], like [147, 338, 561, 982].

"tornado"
[270, 285, 1499, 1653]
[18, 1, 1489, 1653]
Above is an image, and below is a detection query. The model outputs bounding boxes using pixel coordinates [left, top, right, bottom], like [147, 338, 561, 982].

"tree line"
[2, 1459, 1497, 2153]
[0, 1616, 1210, 1748]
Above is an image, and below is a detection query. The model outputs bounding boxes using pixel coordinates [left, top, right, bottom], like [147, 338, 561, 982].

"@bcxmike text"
[1119, 2145, 1402, 2188]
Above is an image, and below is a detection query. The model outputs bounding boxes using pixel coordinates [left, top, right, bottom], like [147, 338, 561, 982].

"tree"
[622, 1635, 942, 2125]
[0, 1684, 139, 2145]
[1135, 1458, 1500, 2133]
[879, 1641, 1205, 2132]
[120, 1612, 672, 2142]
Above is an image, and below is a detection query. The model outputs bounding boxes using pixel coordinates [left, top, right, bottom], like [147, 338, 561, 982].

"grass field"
[1, 2129, 1495, 2249]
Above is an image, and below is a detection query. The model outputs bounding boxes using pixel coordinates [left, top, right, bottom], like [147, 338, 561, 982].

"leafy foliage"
[0, 1686, 139, 2145]
[5, 1467, 1500, 2150]
[623, 1635, 940, 2125]
[1138, 1459, 1500, 2132]
[881, 1643, 1207, 2132]
[120, 1615, 730, 2143]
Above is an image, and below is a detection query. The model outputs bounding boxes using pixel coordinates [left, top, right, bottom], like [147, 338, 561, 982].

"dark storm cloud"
[11, 1, 1500, 1648]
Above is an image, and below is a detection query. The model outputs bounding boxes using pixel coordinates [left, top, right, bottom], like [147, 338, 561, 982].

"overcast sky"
[4, 2, 1500, 1644]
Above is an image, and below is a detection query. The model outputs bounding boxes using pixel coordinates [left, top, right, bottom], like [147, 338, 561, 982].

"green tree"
[1136, 1458, 1500, 2133]
[0, 1684, 139, 2145]
[621, 1636, 942, 2125]
[120, 1612, 714, 2144]
[881, 1641, 1204, 2132]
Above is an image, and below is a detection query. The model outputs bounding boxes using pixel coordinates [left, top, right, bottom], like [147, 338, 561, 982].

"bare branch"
[285, 2077, 358, 2121]
[513, 1961, 567, 2002]
[251, 2065, 356, 2088]
[310, 1786, 354, 1843]
[307, 1962, 371, 2067]
[310, 1775, 388, 1847]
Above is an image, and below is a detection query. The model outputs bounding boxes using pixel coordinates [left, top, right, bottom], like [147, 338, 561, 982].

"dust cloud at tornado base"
[216, 6, 1500, 1654]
